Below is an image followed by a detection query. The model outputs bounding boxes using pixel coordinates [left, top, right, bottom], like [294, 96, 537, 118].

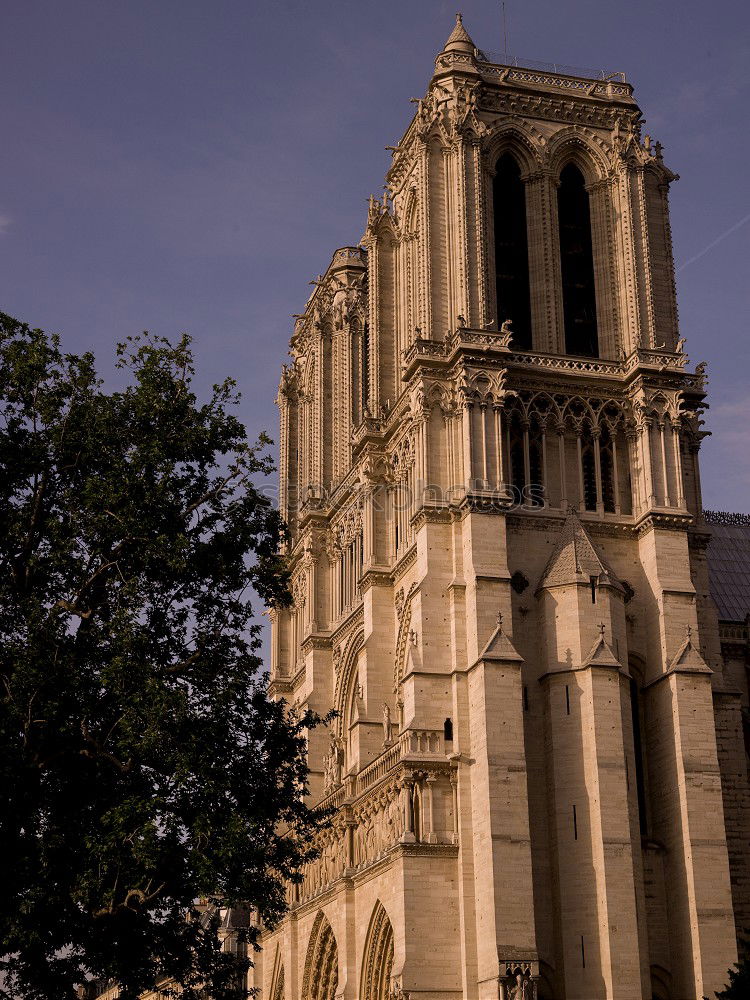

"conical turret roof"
[442, 13, 476, 53]
[536, 511, 624, 595]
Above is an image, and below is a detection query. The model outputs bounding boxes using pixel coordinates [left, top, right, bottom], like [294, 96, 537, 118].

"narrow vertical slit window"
[565, 685, 570, 715]
[581, 936, 586, 968]
[493, 154, 532, 350]
[573, 804, 578, 840]
[590, 575, 597, 604]
[558, 163, 599, 357]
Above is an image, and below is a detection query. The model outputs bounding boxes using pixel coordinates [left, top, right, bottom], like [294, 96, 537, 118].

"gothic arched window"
[493, 153, 532, 350]
[557, 163, 599, 358]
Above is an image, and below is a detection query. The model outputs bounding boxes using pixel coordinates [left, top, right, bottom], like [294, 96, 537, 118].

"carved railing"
[477, 53, 626, 83]
[331, 246, 367, 267]
[477, 57, 631, 97]
[703, 509, 750, 526]
[719, 622, 749, 643]
[294, 729, 455, 906]
[355, 741, 402, 797]
[507, 351, 622, 375]
[624, 348, 688, 371]
[449, 328, 512, 352]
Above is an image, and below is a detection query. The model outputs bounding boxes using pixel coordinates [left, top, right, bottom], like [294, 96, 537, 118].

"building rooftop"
[705, 511, 750, 622]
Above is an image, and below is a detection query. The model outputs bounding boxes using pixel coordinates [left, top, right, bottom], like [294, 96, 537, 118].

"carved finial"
[598, 622, 606, 637]
[567, 503, 579, 516]
[686, 624, 693, 641]
[414, 326, 423, 338]
[409, 628, 418, 646]
[496, 611, 503, 633]
[456, 11, 463, 23]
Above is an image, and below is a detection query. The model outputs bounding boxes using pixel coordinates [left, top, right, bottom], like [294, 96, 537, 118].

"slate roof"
[706, 514, 750, 622]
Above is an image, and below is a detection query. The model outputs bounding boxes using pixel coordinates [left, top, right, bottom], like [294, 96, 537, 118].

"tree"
[711, 941, 750, 1000]
[0, 314, 324, 999]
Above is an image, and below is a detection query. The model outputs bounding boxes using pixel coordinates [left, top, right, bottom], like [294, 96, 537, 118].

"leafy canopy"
[709, 941, 750, 1000]
[0, 315, 323, 999]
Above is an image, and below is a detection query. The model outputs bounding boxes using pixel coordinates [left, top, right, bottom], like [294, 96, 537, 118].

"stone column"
[524, 169, 563, 353]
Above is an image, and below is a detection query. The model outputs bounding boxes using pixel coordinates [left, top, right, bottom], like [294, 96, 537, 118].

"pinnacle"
[536, 509, 624, 595]
[479, 616, 523, 662]
[442, 12, 476, 53]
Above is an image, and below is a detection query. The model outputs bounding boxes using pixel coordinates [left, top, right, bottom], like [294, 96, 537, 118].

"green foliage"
[711, 939, 750, 999]
[0, 315, 324, 999]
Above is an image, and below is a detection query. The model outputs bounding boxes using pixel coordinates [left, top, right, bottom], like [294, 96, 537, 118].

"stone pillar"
[524, 169, 563, 353]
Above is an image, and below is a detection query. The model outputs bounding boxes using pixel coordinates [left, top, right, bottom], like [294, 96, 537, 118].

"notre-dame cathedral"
[256, 15, 750, 1000]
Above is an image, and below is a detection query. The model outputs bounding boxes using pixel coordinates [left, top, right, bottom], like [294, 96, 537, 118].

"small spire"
[598, 622, 606, 637]
[442, 11, 476, 53]
[496, 611, 504, 633]
[686, 623, 693, 641]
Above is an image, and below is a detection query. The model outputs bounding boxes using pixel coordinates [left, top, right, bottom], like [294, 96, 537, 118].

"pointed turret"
[478, 613, 523, 663]
[442, 12, 476, 54]
[535, 510, 624, 596]
[668, 625, 711, 674]
[582, 624, 622, 669]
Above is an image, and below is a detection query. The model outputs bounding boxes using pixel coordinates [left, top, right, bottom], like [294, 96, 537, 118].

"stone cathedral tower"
[258, 17, 750, 1000]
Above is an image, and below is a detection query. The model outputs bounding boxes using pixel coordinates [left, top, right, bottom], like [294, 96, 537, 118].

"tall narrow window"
[581, 432, 598, 511]
[493, 154, 532, 350]
[558, 164, 599, 357]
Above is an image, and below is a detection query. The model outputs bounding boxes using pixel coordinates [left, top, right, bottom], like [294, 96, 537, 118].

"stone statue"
[382, 702, 393, 744]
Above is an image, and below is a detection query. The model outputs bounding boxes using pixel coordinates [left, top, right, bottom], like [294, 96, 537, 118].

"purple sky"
[3, 0, 749, 519]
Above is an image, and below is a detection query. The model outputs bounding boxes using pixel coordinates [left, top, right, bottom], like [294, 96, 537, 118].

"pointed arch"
[483, 123, 543, 178]
[269, 946, 285, 1000]
[360, 901, 395, 1000]
[302, 912, 339, 1000]
[546, 127, 610, 184]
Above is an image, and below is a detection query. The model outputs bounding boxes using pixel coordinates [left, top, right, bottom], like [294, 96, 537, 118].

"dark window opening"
[522, 686, 529, 712]
[565, 685, 571, 715]
[558, 164, 599, 357]
[600, 426, 616, 513]
[510, 424, 526, 494]
[581, 435, 598, 511]
[493, 154, 532, 350]
[528, 425, 544, 507]
[590, 575, 598, 604]
[444, 717, 454, 742]
[581, 935, 586, 968]
[573, 804, 578, 840]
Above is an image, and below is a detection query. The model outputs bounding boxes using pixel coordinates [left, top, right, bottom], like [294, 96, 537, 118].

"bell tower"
[262, 16, 746, 1000]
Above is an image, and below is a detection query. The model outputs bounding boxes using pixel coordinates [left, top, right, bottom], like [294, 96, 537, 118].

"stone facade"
[258, 17, 749, 1000]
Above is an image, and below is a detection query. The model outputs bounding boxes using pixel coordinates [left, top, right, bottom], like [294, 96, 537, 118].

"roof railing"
[476, 51, 627, 83]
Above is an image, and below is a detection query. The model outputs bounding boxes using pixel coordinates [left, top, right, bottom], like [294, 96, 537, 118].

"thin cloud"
[678, 211, 750, 272]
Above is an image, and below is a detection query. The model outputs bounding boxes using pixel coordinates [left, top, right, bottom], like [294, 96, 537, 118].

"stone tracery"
[302, 912, 340, 1000]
